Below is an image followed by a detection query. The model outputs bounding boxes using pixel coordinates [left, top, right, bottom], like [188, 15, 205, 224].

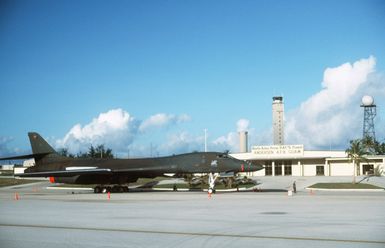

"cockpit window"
[217, 154, 229, 159]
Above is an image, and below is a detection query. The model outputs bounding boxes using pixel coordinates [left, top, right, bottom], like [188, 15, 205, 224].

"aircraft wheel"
[94, 186, 102, 194]
[111, 186, 118, 193]
[123, 186, 129, 192]
[105, 186, 112, 193]
[117, 186, 124, 193]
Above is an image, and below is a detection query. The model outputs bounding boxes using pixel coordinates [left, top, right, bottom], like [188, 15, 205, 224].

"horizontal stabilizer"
[0, 153, 49, 161]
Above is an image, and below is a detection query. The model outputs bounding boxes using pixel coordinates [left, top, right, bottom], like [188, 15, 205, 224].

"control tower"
[272, 96, 284, 145]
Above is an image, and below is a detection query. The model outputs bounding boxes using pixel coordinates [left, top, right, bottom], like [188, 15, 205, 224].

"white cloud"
[139, 113, 191, 132]
[0, 136, 14, 157]
[300, 56, 376, 118]
[123, 131, 204, 157]
[237, 119, 250, 132]
[286, 56, 385, 149]
[56, 108, 139, 154]
[158, 132, 204, 155]
[49, 56, 385, 156]
[0, 136, 25, 158]
[213, 118, 252, 152]
[212, 132, 239, 152]
[56, 109, 193, 155]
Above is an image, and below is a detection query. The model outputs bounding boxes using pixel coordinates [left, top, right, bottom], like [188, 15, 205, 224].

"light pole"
[204, 129, 208, 152]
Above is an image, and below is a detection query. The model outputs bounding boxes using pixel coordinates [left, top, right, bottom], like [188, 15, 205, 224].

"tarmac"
[0, 178, 385, 248]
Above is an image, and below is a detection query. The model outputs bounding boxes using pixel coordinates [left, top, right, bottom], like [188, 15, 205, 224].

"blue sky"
[1, 0, 385, 157]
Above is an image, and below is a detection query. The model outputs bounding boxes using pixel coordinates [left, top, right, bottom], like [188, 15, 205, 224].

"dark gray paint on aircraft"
[1, 132, 262, 186]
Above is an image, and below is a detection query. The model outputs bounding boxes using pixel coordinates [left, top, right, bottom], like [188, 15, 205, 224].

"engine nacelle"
[48, 175, 139, 185]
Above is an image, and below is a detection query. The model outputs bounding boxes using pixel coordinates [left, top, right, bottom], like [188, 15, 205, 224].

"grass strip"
[309, 183, 383, 189]
[0, 178, 43, 187]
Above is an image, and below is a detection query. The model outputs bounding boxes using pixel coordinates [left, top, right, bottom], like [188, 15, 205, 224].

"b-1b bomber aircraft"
[1, 132, 262, 193]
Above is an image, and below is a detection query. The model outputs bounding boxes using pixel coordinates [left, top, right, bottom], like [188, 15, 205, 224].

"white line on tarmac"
[1, 223, 384, 245]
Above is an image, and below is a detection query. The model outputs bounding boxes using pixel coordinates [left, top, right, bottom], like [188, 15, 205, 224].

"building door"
[316, 166, 324, 176]
[275, 161, 282, 176]
[284, 165, 292, 175]
[363, 164, 374, 175]
[284, 160, 292, 176]
[265, 161, 272, 176]
[265, 165, 272, 176]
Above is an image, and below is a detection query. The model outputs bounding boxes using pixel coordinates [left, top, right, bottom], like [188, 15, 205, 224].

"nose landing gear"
[208, 172, 219, 194]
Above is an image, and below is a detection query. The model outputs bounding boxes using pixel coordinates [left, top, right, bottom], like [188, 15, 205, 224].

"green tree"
[89, 145, 96, 158]
[374, 140, 385, 155]
[360, 136, 385, 155]
[373, 165, 384, 177]
[361, 135, 376, 154]
[87, 145, 114, 158]
[75, 145, 114, 158]
[346, 139, 368, 184]
[57, 148, 74, 158]
[76, 151, 87, 158]
[96, 144, 113, 158]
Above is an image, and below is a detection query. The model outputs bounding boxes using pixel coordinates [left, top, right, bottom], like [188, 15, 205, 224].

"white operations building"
[231, 95, 385, 177]
[231, 145, 385, 177]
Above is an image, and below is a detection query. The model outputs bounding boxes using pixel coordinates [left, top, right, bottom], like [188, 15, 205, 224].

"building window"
[265, 161, 272, 176]
[316, 166, 324, 176]
[284, 165, 292, 175]
[275, 161, 282, 176]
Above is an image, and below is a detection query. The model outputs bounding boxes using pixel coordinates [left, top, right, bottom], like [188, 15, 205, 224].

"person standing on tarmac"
[293, 181, 297, 193]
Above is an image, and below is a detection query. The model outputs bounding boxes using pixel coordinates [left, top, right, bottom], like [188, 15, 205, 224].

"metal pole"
[204, 129, 207, 152]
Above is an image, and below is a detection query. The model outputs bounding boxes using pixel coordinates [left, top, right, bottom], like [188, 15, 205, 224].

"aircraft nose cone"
[244, 162, 263, 172]
[227, 155, 262, 172]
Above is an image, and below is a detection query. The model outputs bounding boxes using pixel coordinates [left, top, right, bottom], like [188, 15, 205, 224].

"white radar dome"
[362, 95, 374, 106]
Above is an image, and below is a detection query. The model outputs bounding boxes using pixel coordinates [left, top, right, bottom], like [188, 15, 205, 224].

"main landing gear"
[93, 185, 129, 194]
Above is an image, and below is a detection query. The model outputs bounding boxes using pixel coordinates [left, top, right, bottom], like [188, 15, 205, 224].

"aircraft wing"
[16, 164, 178, 177]
[113, 164, 178, 173]
[15, 168, 112, 177]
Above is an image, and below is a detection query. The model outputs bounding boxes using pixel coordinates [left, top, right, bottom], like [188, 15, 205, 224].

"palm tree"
[374, 140, 385, 155]
[346, 139, 368, 184]
[361, 135, 376, 154]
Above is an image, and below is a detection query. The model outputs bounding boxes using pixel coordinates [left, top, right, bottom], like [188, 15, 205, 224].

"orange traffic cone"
[14, 192, 19, 201]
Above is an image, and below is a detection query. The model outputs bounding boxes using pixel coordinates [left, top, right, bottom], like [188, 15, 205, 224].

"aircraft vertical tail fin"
[0, 132, 60, 163]
[28, 132, 57, 155]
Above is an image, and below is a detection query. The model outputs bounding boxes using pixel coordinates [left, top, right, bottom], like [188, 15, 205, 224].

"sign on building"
[251, 145, 304, 158]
